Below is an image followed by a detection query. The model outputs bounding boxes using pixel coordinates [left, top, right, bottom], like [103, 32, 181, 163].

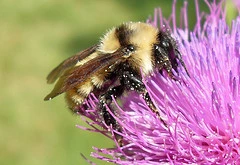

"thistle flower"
[77, 0, 240, 164]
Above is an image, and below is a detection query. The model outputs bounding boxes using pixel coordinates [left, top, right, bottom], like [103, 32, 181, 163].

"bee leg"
[99, 85, 124, 145]
[143, 91, 159, 115]
[143, 91, 167, 126]
[123, 74, 167, 126]
[121, 71, 162, 119]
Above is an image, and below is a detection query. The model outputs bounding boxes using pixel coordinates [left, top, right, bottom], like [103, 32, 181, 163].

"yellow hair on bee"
[98, 28, 120, 53]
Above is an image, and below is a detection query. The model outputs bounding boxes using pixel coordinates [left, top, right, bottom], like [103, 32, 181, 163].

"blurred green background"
[0, 0, 236, 165]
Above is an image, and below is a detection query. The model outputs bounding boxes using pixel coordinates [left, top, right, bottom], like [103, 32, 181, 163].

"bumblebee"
[45, 22, 188, 132]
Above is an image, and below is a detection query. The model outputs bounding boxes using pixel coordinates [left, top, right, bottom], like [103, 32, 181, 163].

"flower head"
[77, 0, 240, 164]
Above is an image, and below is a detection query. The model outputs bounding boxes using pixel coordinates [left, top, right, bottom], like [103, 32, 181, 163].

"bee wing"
[46, 45, 98, 84]
[44, 49, 125, 101]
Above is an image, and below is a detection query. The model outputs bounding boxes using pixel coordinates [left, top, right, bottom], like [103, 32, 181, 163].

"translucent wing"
[44, 49, 125, 100]
[47, 45, 98, 84]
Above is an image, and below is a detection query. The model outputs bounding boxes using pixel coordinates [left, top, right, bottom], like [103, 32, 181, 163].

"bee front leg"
[121, 71, 160, 117]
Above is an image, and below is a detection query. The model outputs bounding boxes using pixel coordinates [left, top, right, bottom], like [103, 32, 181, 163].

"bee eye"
[123, 44, 135, 56]
[126, 44, 135, 52]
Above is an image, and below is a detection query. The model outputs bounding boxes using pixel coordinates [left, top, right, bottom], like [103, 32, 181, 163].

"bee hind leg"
[99, 85, 125, 145]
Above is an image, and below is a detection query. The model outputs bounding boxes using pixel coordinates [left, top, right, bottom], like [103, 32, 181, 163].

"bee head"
[154, 30, 189, 77]
[153, 31, 177, 73]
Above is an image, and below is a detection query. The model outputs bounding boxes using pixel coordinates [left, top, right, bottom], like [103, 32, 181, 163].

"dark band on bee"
[115, 24, 133, 46]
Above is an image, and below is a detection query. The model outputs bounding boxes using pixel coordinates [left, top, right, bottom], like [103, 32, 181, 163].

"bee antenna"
[175, 49, 190, 77]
